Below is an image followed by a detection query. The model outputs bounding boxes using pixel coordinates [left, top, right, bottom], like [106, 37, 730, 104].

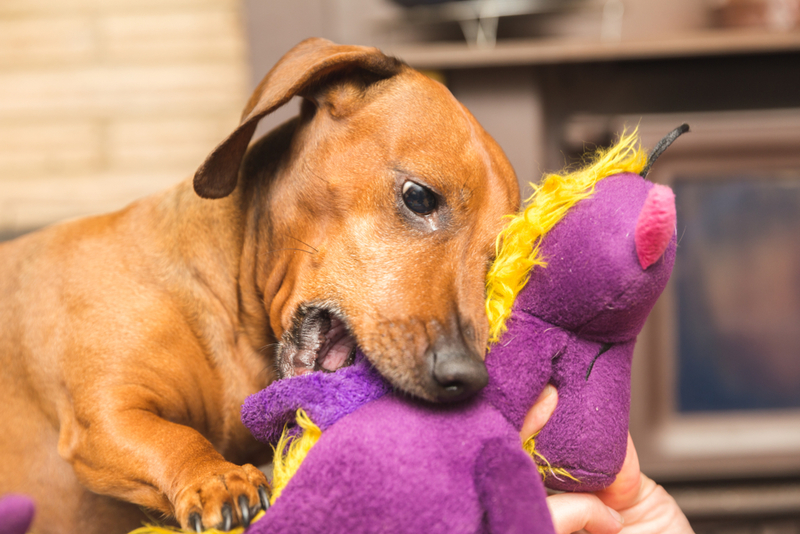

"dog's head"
[195, 38, 519, 402]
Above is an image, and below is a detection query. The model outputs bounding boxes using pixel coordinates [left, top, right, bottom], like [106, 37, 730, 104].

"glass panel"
[676, 176, 800, 412]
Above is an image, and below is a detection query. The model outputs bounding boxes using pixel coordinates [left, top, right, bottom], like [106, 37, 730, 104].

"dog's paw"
[174, 462, 270, 532]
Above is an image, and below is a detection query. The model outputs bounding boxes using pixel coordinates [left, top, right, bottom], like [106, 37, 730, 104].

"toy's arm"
[242, 351, 390, 443]
[483, 313, 568, 430]
[474, 438, 556, 534]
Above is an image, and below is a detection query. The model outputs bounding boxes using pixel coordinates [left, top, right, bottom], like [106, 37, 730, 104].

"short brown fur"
[0, 39, 519, 533]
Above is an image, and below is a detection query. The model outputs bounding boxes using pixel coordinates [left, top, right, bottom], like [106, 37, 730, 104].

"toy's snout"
[635, 184, 676, 269]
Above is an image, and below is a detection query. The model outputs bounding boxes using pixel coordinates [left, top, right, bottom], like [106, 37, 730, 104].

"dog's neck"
[151, 180, 248, 296]
[145, 118, 307, 373]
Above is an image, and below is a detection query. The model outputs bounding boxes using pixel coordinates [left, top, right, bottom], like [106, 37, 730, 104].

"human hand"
[520, 387, 695, 534]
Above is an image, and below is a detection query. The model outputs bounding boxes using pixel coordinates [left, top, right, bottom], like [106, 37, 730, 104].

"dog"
[0, 38, 519, 533]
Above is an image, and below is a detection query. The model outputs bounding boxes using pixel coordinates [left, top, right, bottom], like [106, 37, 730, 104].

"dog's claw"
[220, 503, 233, 531]
[258, 486, 270, 512]
[189, 513, 203, 533]
[238, 495, 251, 527]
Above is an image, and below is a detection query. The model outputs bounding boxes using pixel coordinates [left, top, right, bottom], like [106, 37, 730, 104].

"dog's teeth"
[283, 306, 356, 376]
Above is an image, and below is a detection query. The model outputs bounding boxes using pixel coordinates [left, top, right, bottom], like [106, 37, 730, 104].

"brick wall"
[0, 0, 250, 237]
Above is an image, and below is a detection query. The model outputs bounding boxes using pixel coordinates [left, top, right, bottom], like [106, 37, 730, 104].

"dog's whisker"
[263, 247, 316, 256]
[285, 234, 319, 253]
[677, 225, 687, 247]
[301, 160, 330, 184]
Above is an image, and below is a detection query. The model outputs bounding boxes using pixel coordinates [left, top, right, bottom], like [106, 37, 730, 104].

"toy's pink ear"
[635, 184, 676, 269]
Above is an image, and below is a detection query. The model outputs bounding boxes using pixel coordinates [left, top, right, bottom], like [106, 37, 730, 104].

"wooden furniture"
[384, 30, 800, 195]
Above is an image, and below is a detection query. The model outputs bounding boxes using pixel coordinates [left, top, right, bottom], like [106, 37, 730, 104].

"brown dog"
[0, 38, 519, 533]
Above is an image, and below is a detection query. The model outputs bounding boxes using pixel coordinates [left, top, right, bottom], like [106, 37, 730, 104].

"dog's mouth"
[277, 307, 358, 378]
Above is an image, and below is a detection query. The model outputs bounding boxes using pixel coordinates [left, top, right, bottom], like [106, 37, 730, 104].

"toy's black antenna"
[640, 123, 690, 178]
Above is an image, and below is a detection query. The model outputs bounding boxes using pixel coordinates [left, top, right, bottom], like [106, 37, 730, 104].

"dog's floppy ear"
[194, 38, 403, 199]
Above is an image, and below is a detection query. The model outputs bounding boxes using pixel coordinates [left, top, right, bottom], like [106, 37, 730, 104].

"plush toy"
[484, 125, 685, 491]
[235, 126, 685, 533]
[124, 125, 686, 534]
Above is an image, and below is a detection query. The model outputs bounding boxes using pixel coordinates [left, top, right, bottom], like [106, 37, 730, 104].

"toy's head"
[516, 172, 676, 341]
[485, 126, 685, 491]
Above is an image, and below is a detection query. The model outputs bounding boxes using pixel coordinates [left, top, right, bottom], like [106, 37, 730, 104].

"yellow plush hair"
[270, 409, 322, 504]
[523, 433, 580, 483]
[128, 512, 266, 534]
[485, 131, 647, 344]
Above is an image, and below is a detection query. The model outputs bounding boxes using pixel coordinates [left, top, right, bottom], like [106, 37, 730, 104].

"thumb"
[595, 433, 642, 511]
[519, 384, 558, 441]
[547, 493, 624, 534]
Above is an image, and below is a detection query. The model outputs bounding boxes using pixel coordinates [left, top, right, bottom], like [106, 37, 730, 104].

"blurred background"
[2, 0, 799, 531]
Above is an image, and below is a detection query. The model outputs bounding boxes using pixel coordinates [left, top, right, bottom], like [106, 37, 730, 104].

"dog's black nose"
[430, 348, 488, 402]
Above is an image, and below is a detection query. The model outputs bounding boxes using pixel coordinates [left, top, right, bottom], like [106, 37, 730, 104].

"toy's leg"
[474, 438, 555, 534]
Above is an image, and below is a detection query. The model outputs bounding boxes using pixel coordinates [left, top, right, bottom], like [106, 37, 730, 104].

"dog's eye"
[402, 181, 436, 215]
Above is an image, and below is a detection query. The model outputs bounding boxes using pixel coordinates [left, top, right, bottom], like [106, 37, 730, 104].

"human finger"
[595, 433, 642, 511]
[616, 476, 695, 534]
[592, 434, 694, 533]
[547, 492, 624, 534]
[519, 384, 558, 441]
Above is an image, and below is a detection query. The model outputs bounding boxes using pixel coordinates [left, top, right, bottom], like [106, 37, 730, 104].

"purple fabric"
[0, 495, 35, 534]
[484, 173, 676, 491]
[480, 313, 566, 431]
[475, 438, 554, 533]
[242, 352, 391, 443]
[537, 340, 634, 490]
[248, 394, 553, 534]
[241, 171, 676, 529]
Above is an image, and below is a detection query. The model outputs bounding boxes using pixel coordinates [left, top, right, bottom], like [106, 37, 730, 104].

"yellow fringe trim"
[128, 510, 266, 534]
[485, 130, 647, 344]
[270, 409, 322, 505]
[523, 432, 580, 483]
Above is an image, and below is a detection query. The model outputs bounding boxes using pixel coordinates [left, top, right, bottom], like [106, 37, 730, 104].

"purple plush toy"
[240, 126, 686, 533]
[0, 494, 36, 534]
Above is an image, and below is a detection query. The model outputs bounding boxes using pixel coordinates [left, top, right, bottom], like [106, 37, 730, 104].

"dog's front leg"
[59, 392, 269, 531]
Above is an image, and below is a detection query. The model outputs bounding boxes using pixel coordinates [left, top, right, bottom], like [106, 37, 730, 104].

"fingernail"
[541, 384, 557, 399]
[606, 506, 624, 524]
